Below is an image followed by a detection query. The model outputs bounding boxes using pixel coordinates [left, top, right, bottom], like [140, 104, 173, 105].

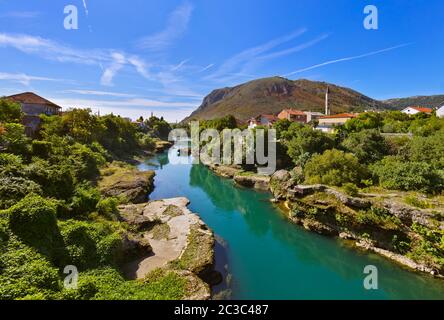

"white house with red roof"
[401, 106, 433, 115]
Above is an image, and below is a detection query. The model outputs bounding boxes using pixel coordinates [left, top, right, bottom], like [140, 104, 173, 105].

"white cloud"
[285, 43, 412, 76]
[137, 2, 193, 51]
[0, 33, 150, 85]
[50, 97, 198, 122]
[64, 89, 135, 98]
[0, 11, 40, 19]
[205, 28, 320, 82]
[0, 72, 58, 86]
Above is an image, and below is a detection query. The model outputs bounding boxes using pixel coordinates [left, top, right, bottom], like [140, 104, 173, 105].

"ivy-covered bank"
[269, 170, 444, 277]
[0, 100, 217, 300]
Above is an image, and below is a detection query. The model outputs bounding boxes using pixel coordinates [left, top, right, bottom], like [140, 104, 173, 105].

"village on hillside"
[247, 87, 444, 133]
[3, 89, 444, 138]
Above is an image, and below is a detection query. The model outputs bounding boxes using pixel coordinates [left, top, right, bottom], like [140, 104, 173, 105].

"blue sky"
[0, 0, 443, 121]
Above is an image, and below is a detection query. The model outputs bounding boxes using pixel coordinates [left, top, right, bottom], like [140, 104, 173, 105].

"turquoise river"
[139, 147, 444, 300]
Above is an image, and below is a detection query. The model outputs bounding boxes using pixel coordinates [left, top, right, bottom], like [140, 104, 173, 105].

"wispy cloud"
[204, 29, 328, 83]
[82, 0, 89, 17]
[0, 33, 150, 86]
[137, 2, 193, 51]
[64, 89, 135, 98]
[285, 43, 412, 76]
[0, 11, 40, 19]
[51, 97, 197, 122]
[0, 72, 58, 86]
[171, 59, 190, 71]
[198, 64, 214, 73]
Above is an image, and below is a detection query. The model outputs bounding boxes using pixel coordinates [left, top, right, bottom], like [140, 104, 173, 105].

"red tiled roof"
[409, 106, 433, 113]
[5, 92, 61, 109]
[319, 113, 358, 119]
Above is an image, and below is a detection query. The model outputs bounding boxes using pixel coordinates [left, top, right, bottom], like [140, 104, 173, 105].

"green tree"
[283, 123, 335, 166]
[0, 99, 23, 123]
[341, 129, 389, 164]
[304, 149, 369, 186]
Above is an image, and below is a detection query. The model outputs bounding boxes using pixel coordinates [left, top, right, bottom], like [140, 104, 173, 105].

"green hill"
[183, 77, 392, 122]
[384, 95, 444, 109]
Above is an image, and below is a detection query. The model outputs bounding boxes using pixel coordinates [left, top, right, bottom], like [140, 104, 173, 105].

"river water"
[138, 147, 444, 300]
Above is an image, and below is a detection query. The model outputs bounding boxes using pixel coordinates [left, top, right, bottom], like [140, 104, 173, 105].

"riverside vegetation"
[0, 99, 216, 300]
[195, 111, 444, 277]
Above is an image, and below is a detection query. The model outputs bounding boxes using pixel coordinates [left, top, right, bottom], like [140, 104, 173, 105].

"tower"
[325, 86, 330, 116]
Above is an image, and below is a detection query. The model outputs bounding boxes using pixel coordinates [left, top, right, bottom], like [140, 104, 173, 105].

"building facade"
[401, 106, 433, 115]
[4, 92, 62, 136]
[277, 109, 307, 123]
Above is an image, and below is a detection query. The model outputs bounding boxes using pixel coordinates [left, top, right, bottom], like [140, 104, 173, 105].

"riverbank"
[205, 164, 444, 279]
[98, 155, 220, 300]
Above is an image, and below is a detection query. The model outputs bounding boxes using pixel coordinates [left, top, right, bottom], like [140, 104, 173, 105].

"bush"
[32, 140, 52, 158]
[0, 237, 61, 300]
[0, 177, 43, 209]
[284, 124, 335, 167]
[0, 123, 30, 155]
[304, 149, 369, 186]
[7, 194, 65, 264]
[58, 220, 123, 269]
[371, 157, 443, 193]
[0, 99, 23, 123]
[0, 153, 24, 177]
[340, 129, 389, 164]
[25, 159, 75, 200]
[96, 197, 120, 220]
[343, 183, 359, 197]
[70, 185, 101, 216]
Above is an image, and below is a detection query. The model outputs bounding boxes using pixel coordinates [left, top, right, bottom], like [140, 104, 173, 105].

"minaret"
[325, 86, 330, 115]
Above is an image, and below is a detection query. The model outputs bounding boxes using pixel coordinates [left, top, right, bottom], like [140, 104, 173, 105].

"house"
[401, 106, 433, 115]
[304, 111, 324, 123]
[4, 92, 62, 136]
[437, 105, 444, 118]
[248, 114, 277, 129]
[277, 109, 307, 124]
[317, 113, 358, 133]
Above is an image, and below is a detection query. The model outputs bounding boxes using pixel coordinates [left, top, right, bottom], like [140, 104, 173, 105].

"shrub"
[32, 140, 52, 158]
[0, 237, 61, 300]
[0, 177, 43, 209]
[371, 157, 443, 193]
[0, 153, 24, 177]
[7, 194, 65, 264]
[0, 123, 30, 155]
[58, 220, 123, 269]
[304, 149, 369, 186]
[0, 99, 23, 123]
[343, 183, 359, 197]
[96, 197, 120, 220]
[340, 129, 389, 164]
[70, 185, 101, 216]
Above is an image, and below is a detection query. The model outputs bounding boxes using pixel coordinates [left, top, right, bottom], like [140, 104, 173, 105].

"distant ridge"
[384, 95, 444, 109]
[183, 77, 393, 122]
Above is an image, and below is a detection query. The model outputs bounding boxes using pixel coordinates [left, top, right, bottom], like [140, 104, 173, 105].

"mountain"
[384, 95, 444, 109]
[183, 77, 392, 122]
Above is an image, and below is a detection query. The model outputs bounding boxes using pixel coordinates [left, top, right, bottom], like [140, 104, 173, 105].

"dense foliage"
[0, 100, 175, 300]
[273, 112, 444, 194]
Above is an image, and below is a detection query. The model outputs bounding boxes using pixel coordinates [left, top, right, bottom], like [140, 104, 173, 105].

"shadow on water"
[140, 148, 444, 300]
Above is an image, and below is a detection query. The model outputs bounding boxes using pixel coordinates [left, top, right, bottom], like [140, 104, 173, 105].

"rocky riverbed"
[98, 161, 220, 300]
